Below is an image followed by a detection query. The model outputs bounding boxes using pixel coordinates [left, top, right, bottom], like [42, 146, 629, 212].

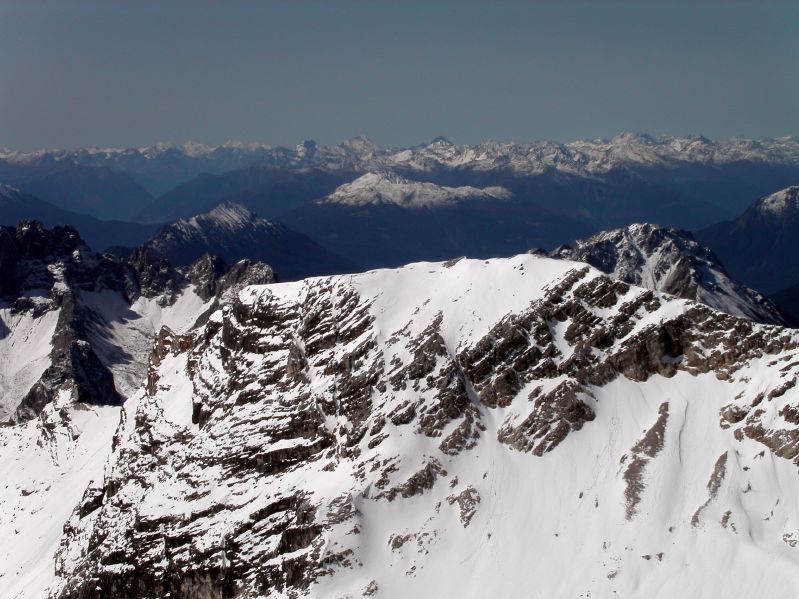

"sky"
[1, 1, 797, 151]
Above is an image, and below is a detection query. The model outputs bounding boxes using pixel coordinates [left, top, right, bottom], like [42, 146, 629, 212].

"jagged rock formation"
[0, 219, 274, 423]
[144, 202, 358, 281]
[549, 222, 793, 326]
[0, 220, 129, 423]
[0, 220, 277, 598]
[29, 255, 799, 599]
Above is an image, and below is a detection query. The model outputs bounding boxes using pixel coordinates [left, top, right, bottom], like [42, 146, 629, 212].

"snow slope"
[81, 287, 210, 398]
[42, 254, 799, 599]
[0, 405, 121, 598]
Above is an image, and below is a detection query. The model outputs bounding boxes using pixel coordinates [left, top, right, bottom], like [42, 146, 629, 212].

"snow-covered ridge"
[756, 185, 799, 215]
[171, 202, 268, 235]
[28, 254, 799, 599]
[323, 171, 513, 208]
[550, 222, 792, 326]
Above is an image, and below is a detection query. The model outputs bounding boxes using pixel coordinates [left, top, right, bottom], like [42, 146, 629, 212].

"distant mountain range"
[0, 141, 280, 195]
[3, 134, 799, 301]
[4, 134, 799, 231]
[132, 134, 799, 229]
[0, 184, 158, 250]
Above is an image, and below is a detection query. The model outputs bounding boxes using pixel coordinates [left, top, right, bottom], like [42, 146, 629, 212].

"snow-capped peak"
[323, 171, 513, 208]
[338, 135, 381, 154]
[159, 202, 263, 240]
[198, 201, 258, 228]
[550, 222, 792, 325]
[756, 185, 799, 216]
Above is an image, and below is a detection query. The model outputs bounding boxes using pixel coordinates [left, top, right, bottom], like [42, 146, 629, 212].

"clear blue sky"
[1, 1, 797, 150]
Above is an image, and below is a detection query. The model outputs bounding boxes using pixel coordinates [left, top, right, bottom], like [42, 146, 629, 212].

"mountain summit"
[145, 202, 358, 280]
[697, 185, 799, 294]
[550, 222, 793, 326]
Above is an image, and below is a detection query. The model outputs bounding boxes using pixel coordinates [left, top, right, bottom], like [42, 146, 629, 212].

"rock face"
[550, 222, 793, 326]
[0, 220, 279, 597]
[0, 220, 129, 423]
[144, 202, 358, 281]
[39, 255, 799, 599]
[697, 185, 799, 294]
[0, 219, 274, 423]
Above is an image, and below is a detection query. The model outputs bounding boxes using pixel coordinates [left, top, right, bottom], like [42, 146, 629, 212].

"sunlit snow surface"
[323, 171, 512, 208]
[0, 405, 120, 598]
[81, 287, 210, 397]
[756, 185, 799, 216]
[4, 254, 799, 598]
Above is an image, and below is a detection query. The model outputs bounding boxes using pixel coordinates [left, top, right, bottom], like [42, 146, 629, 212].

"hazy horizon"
[1, 1, 798, 151]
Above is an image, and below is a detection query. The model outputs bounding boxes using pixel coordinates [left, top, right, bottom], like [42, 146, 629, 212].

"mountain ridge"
[4, 254, 796, 598]
[549, 222, 793, 326]
[145, 202, 360, 281]
[697, 185, 799, 294]
[0, 184, 158, 252]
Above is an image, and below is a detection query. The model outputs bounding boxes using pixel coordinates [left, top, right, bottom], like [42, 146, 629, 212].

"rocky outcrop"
[15, 289, 123, 422]
[0, 220, 276, 423]
[49, 255, 799, 599]
[550, 222, 793, 326]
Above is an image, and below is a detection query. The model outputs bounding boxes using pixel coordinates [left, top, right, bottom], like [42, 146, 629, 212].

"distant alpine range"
[2, 133, 799, 316]
[2, 132, 799, 598]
